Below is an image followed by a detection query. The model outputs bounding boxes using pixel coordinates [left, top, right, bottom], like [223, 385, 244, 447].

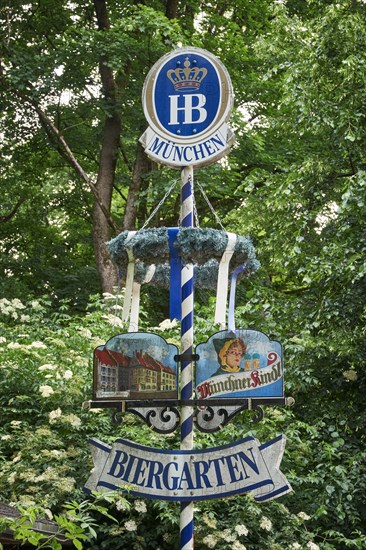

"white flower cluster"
[202, 534, 218, 548]
[0, 298, 26, 320]
[12, 452, 22, 463]
[7, 342, 22, 349]
[102, 292, 116, 300]
[54, 477, 76, 493]
[49, 408, 62, 422]
[49, 450, 65, 459]
[68, 353, 88, 367]
[116, 498, 129, 512]
[39, 364, 57, 372]
[6, 341, 48, 354]
[39, 385, 54, 398]
[297, 511, 311, 521]
[343, 370, 357, 382]
[78, 327, 93, 339]
[34, 466, 60, 482]
[156, 318, 178, 331]
[202, 513, 217, 529]
[124, 520, 137, 532]
[109, 526, 124, 536]
[235, 524, 249, 537]
[32, 467, 76, 494]
[307, 542, 320, 550]
[259, 516, 272, 531]
[48, 409, 81, 427]
[8, 472, 16, 484]
[102, 313, 124, 328]
[31, 341, 47, 348]
[35, 427, 53, 437]
[220, 529, 236, 542]
[38, 364, 74, 383]
[62, 414, 81, 428]
[37, 449, 67, 463]
[134, 500, 147, 513]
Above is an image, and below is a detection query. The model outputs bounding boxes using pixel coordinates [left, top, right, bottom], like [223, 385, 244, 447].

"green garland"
[107, 228, 260, 289]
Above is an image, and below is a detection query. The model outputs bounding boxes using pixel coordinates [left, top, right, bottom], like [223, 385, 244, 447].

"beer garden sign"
[84, 47, 294, 549]
[140, 47, 234, 167]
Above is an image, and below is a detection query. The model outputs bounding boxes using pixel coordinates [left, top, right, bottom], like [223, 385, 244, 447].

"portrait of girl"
[213, 337, 247, 376]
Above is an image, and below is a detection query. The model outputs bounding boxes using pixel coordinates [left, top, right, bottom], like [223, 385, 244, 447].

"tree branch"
[113, 184, 128, 202]
[118, 140, 132, 172]
[0, 197, 25, 224]
[0, 65, 118, 233]
[30, 96, 118, 232]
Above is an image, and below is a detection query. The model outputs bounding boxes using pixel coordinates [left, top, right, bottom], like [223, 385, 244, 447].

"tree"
[1, 0, 184, 293]
[224, 0, 366, 538]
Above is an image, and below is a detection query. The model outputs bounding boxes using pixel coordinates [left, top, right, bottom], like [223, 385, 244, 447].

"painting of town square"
[195, 330, 284, 399]
[93, 333, 179, 400]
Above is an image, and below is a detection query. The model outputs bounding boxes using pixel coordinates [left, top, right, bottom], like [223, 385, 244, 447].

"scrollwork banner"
[84, 435, 291, 503]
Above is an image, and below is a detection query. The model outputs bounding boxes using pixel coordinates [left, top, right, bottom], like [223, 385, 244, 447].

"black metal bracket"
[174, 353, 200, 362]
[83, 397, 295, 434]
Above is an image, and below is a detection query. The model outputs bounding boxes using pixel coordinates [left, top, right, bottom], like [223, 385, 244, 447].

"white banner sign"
[196, 360, 282, 399]
[140, 124, 234, 168]
[85, 435, 291, 502]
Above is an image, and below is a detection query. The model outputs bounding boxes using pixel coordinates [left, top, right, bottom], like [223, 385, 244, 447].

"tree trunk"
[165, 0, 179, 19]
[93, 0, 122, 292]
[92, 115, 121, 293]
[122, 141, 151, 230]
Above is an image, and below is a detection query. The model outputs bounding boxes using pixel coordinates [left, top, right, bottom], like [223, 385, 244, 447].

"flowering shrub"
[0, 295, 365, 549]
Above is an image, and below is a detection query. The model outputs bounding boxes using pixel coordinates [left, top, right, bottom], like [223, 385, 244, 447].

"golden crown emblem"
[167, 57, 208, 92]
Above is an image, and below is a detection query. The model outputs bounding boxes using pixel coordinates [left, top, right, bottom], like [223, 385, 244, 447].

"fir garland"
[107, 228, 260, 288]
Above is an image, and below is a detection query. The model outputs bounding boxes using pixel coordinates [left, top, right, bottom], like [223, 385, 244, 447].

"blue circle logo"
[153, 53, 220, 139]
[141, 47, 233, 167]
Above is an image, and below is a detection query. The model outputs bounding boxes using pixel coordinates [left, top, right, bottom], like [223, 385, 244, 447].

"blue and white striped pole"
[180, 165, 195, 550]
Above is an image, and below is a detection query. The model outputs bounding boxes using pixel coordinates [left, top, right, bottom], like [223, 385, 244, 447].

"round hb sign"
[140, 47, 234, 168]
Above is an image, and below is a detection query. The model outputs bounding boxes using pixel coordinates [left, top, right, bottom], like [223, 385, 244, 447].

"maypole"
[179, 166, 195, 549]
[84, 45, 293, 550]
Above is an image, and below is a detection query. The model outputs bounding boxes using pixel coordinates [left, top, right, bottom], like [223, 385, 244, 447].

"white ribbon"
[214, 232, 237, 329]
[128, 265, 156, 332]
[121, 232, 137, 324]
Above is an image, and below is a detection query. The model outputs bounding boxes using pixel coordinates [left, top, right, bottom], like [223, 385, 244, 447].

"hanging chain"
[192, 178, 200, 228]
[196, 181, 226, 231]
[113, 268, 122, 331]
[139, 176, 225, 230]
[140, 179, 179, 230]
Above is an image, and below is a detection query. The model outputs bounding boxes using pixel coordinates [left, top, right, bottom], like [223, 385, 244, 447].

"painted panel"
[195, 330, 284, 399]
[93, 332, 178, 400]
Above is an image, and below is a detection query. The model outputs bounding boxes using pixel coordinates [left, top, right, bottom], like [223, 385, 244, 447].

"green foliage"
[1, 496, 120, 549]
[0, 293, 365, 548]
[1, 0, 366, 548]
